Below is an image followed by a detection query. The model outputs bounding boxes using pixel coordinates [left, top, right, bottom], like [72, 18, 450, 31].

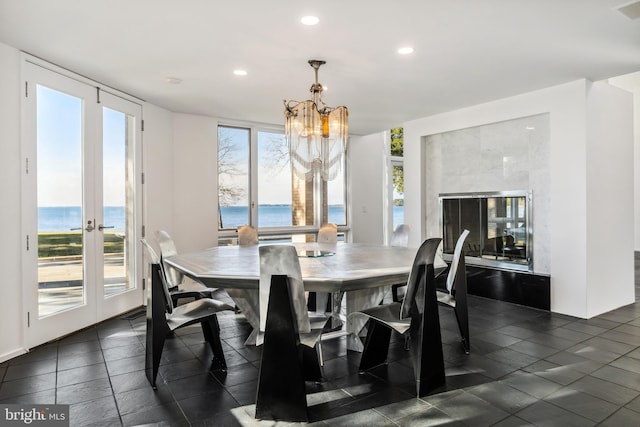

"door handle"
[98, 224, 115, 231]
[74, 220, 95, 232]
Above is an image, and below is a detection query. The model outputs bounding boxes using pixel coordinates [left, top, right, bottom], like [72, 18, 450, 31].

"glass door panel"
[96, 91, 142, 320]
[36, 85, 86, 317]
[102, 107, 133, 297]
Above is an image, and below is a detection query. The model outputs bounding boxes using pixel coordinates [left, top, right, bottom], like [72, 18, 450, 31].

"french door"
[21, 59, 143, 348]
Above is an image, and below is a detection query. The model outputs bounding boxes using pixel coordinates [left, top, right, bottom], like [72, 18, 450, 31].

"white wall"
[172, 114, 219, 252]
[348, 133, 386, 244]
[403, 79, 634, 318]
[585, 82, 635, 316]
[142, 103, 174, 255]
[608, 73, 640, 251]
[0, 42, 25, 361]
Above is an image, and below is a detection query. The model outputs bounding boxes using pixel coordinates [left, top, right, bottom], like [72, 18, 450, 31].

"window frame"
[217, 121, 349, 243]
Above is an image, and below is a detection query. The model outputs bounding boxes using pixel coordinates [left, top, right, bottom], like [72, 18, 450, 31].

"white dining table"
[164, 242, 425, 351]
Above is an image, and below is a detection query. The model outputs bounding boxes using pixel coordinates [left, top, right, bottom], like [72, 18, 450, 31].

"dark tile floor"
[2, 256, 640, 426]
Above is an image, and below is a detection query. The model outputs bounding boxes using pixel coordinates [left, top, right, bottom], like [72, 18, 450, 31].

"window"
[327, 161, 347, 225]
[389, 127, 404, 235]
[217, 126, 250, 229]
[257, 130, 292, 227]
[217, 124, 347, 243]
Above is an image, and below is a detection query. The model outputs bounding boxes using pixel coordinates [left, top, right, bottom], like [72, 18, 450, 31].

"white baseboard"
[0, 348, 27, 364]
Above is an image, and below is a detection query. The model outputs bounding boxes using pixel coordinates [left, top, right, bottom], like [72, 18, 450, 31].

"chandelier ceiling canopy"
[284, 60, 349, 181]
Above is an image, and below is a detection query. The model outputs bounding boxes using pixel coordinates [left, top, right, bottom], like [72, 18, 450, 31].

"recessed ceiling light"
[525, 126, 536, 130]
[165, 77, 182, 84]
[301, 15, 319, 25]
[398, 47, 414, 55]
[233, 69, 248, 76]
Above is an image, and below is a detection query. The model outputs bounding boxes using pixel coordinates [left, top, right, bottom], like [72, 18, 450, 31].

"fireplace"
[440, 191, 532, 272]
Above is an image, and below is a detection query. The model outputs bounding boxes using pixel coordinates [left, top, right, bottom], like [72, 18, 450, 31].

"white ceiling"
[1, 0, 639, 135]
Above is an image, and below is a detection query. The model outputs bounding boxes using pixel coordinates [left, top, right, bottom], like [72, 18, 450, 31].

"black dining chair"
[156, 230, 219, 306]
[436, 229, 471, 354]
[255, 244, 329, 422]
[350, 237, 446, 396]
[141, 239, 234, 389]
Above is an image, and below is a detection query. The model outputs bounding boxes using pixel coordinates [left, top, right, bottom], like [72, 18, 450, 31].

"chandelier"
[284, 60, 349, 181]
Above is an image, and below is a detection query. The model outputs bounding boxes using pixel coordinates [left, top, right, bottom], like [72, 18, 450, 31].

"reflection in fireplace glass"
[441, 193, 529, 268]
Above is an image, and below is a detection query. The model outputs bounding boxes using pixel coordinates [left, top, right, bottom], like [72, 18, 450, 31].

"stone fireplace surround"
[425, 114, 551, 309]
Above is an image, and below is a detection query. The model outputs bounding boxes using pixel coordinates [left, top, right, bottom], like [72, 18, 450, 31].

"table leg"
[226, 286, 392, 351]
[345, 286, 390, 352]
[328, 291, 345, 330]
[225, 288, 260, 345]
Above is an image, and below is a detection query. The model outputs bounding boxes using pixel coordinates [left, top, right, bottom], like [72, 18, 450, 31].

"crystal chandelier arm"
[284, 99, 304, 110]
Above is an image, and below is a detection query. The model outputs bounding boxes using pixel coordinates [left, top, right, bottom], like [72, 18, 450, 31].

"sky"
[218, 127, 346, 206]
[37, 85, 126, 207]
[37, 85, 346, 211]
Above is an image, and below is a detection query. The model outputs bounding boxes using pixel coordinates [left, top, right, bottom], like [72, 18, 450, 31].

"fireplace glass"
[441, 191, 531, 271]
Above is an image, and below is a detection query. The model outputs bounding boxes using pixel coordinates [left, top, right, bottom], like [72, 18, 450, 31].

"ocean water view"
[38, 206, 126, 232]
[222, 205, 405, 228]
[38, 205, 404, 231]
[220, 205, 348, 229]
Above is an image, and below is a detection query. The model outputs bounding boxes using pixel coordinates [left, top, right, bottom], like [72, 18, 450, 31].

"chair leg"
[145, 325, 166, 390]
[255, 275, 308, 422]
[409, 265, 446, 397]
[145, 264, 169, 389]
[300, 344, 323, 382]
[201, 316, 227, 370]
[316, 340, 324, 366]
[391, 285, 400, 302]
[358, 320, 392, 372]
[454, 305, 470, 354]
[453, 256, 470, 354]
